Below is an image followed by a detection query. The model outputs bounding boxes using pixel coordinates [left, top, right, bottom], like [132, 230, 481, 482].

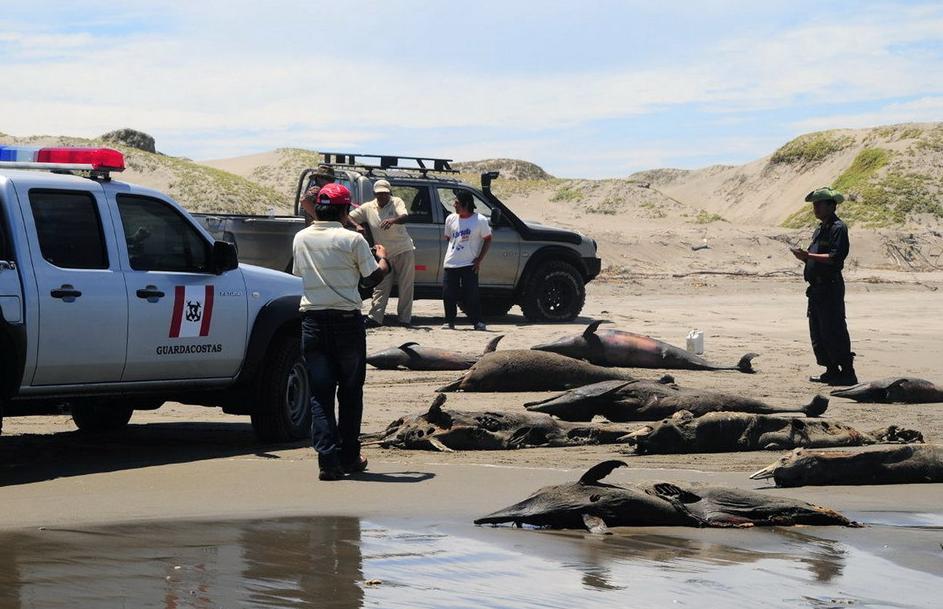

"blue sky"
[2, 1, 942, 177]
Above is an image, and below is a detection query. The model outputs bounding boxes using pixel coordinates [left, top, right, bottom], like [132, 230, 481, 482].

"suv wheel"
[251, 332, 310, 442]
[520, 261, 585, 322]
[71, 400, 134, 433]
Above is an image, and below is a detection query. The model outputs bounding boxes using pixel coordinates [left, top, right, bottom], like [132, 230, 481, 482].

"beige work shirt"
[349, 197, 415, 257]
[292, 221, 379, 312]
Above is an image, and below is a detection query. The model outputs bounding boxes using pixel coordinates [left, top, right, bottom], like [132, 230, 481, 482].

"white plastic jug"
[686, 330, 704, 355]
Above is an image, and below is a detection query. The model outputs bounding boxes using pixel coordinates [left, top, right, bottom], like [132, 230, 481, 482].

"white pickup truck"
[0, 145, 310, 441]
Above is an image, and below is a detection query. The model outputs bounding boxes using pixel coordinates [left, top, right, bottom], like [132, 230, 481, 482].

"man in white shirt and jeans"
[348, 179, 416, 328]
[442, 190, 492, 330]
[293, 183, 390, 481]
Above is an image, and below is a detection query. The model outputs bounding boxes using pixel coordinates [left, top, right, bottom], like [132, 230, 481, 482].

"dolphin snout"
[748, 464, 778, 480]
[620, 426, 653, 444]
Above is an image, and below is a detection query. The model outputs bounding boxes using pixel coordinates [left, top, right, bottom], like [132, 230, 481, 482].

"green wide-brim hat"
[805, 187, 844, 204]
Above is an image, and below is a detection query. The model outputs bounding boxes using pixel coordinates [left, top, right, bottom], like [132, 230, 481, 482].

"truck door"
[392, 184, 441, 286]
[0, 193, 23, 327]
[435, 187, 521, 287]
[111, 193, 248, 381]
[16, 188, 128, 385]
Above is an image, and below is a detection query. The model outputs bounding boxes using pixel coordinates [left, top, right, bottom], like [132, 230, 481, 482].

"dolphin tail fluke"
[802, 395, 829, 417]
[483, 334, 505, 354]
[436, 376, 465, 393]
[737, 353, 758, 373]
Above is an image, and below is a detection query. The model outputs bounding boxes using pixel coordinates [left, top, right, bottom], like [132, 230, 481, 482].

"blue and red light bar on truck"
[0, 145, 125, 173]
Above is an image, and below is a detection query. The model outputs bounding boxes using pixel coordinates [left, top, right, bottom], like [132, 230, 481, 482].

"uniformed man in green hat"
[790, 187, 857, 385]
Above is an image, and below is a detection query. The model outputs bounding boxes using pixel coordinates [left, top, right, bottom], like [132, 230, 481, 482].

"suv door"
[17, 187, 128, 385]
[0, 191, 24, 328]
[111, 192, 248, 381]
[389, 183, 442, 286]
[435, 187, 521, 287]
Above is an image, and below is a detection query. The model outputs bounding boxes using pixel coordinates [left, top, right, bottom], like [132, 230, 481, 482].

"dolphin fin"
[581, 514, 611, 535]
[483, 335, 505, 354]
[583, 320, 608, 339]
[428, 436, 454, 452]
[398, 342, 421, 351]
[436, 376, 465, 392]
[426, 394, 448, 416]
[650, 482, 701, 504]
[579, 460, 628, 484]
[737, 353, 758, 373]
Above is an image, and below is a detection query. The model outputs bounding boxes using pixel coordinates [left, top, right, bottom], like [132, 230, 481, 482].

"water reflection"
[0, 517, 939, 609]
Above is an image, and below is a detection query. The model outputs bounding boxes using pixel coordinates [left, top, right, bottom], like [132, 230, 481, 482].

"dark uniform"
[804, 204, 854, 381]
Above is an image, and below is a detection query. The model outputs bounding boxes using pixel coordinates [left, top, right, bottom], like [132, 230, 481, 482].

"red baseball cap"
[317, 183, 352, 206]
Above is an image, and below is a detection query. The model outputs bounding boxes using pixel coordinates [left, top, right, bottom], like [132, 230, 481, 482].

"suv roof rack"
[320, 152, 458, 176]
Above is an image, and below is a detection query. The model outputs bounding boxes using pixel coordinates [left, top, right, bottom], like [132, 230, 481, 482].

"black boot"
[810, 366, 840, 383]
[831, 358, 858, 386]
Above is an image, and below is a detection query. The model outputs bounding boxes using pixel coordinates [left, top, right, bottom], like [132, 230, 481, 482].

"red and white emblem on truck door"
[169, 285, 215, 338]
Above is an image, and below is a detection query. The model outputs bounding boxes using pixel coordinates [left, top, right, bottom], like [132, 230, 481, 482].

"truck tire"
[520, 261, 585, 322]
[71, 400, 134, 433]
[479, 298, 515, 319]
[251, 332, 310, 443]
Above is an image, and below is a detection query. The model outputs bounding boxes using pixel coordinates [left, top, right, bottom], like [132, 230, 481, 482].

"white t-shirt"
[348, 197, 415, 257]
[292, 221, 379, 311]
[443, 213, 492, 269]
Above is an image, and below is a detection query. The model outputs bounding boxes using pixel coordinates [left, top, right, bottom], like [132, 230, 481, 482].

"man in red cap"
[293, 183, 390, 480]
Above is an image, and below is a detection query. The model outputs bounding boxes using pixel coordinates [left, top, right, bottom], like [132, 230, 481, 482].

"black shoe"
[341, 455, 368, 475]
[809, 368, 840, 383]
[318, 466, 346, 481]
[364, 319, 382, 329]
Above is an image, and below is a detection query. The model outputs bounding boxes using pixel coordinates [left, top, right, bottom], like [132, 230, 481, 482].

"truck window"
[28, 190, 109, 269]
[116, 194, 211, 273]
[436, 188, 492, 220]
[392, 186, 433, 224]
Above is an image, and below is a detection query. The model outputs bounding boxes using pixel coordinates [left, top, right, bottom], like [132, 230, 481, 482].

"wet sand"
[2, 276, 942, 606]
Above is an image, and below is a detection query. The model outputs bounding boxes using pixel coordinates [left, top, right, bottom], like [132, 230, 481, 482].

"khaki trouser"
[368, 249, 415, 324]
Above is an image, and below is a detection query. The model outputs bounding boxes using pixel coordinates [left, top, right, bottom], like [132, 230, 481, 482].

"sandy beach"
[2, 271, 942, 607]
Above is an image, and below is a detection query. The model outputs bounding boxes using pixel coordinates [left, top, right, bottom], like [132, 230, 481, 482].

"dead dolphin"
[623, 411, 924, 454]
[474, 460, 855, 531]
[436, 350, 636, 392]
[524, 379, 828, 422]
[750, 445, 943, 487]
[532, 320, 757, 372]
[831, 377, 943, 404]
[360, 395, 635, 451]
[367, 335, 504, 370]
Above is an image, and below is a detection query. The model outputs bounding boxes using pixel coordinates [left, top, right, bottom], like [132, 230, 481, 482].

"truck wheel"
[71, 401, 134, 433]
[479, 298, 515, 319]
[520, 261, 585, 322]
[251, 332, 310, 443]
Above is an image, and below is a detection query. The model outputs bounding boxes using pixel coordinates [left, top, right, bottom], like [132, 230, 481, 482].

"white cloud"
[790, 96, 943, 132]
[1, 3, 942, 173]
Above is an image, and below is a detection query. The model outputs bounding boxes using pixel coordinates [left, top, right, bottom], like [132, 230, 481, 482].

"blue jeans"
[301, 310, 367, 469]
[443, 265, 481, 325]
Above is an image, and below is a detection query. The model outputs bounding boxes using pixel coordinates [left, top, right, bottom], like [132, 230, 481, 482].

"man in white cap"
[348, 179, 416, 327]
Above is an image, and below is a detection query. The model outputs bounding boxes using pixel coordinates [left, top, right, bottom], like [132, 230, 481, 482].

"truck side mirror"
[212, 240, 239, 274]
[489, 208, 503, 228]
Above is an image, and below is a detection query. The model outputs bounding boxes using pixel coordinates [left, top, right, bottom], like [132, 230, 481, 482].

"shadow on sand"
[0, 421, 296, 487]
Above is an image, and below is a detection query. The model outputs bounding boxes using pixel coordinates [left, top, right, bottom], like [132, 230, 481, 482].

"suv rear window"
[28, 190, 108, 269]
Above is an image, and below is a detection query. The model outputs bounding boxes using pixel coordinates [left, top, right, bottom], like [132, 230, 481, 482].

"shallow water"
[0, 515, 940, 609]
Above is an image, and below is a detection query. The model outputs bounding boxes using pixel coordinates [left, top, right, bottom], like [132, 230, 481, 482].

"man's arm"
[381, 199, 409, 229]
[473, 235, 492, 273]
